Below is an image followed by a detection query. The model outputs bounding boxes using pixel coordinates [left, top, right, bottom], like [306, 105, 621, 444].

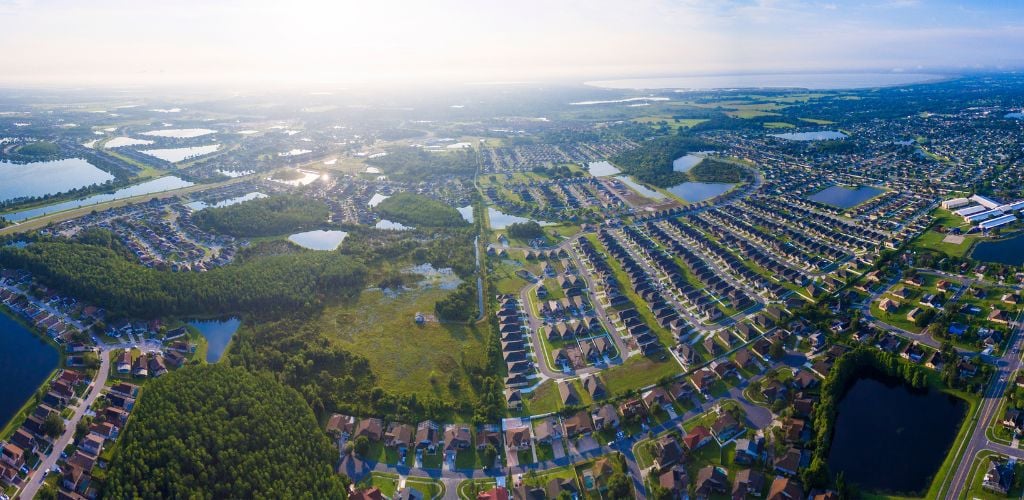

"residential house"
[695, 466, 728, 498]
[563, 410, 594, 438]
[658, 465, 689, 499]
[683, 426, 713, 451]
[354, 418, 384, 442]
[444, 424, 472, 452]
[384, 422, 415, 450]
[558, 381, 580, 406]
[768, 477, 804, 500]
[415, 421, 441, 451]
[592, 404, 619, 431]
[653, 435, 684, 471]
[733, 469, 766, 498]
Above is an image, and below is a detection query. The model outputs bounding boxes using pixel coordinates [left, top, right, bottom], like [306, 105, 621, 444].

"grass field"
[763, 122, 796, 129]
[798, 117, 835, 125]
[523, 380, 562, 415]
[603, 355, 681, 395]
[632, 116, 709, 130]
[320, 287, 489, 402]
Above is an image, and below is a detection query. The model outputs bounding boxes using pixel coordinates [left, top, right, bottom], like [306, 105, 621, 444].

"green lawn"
[962, 450, 1024, 499]
[405, 477, 446, 500]
[320, 288, 489, 409]
[422, 450, 444, 469]
[603, 355, 681, 396]
[364, 472, 400, 498]
[458, 478, 499, 499]
[763, 122, 796, 129]
[798, 117, 835, 125]
[522, 380, 562, 415]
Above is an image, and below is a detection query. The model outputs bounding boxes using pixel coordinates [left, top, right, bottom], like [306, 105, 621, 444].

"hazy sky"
[1, 0, 1022, 87]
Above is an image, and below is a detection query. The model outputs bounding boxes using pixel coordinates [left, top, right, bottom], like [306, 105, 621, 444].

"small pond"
[808, 185, 884, 209]
[375, 219, 414, 231]
[667, 181, 734, 202]
[457, 205, 474, 223]
[1006, 112, 1024, 120]
[288, 230, 348, 250]
[367, 193, 390, 207]
[187, 317, 241, 363]
[771, 130, 848, 141]
[827, 374, 966, 495]
[614, 176, 665, 200]
[587, 161, 621, 177]
[971, 233, 1024, 266]
[186, 192, 267, 211]
[487, 207, 552, 230]
[672, 151, 714, 172]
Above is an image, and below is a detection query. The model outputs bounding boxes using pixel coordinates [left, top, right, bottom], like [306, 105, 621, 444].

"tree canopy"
[610, 134, 718, 187]
[376, 192, 469, 228]
[193, 194, 330, 237]
[0, 237, 366, 319]
[104, 365, 346, 499]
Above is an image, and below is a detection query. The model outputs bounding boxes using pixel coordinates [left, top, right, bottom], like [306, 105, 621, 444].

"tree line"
[0, 235, 366, 319]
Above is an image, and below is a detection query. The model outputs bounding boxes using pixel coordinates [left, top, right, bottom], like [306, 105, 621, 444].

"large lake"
[586, 72, 943, 90]
[487, 207, 552, 230]
[808, 185, 883, 209]
[667, 182, 734, 202]
[104, 137, 153, 148]
[188, 318, 240, 363]
[2, 176, 195, 222]
[0, 311, 59, 429]
[140, 128, 216, 138]
[288, 230, 348, 250]
[828, 375, 966, 495]
[971, 233, 1024, 266]
[140, 144, 220, 163]
[0, 158, 115, 202]
[771, 131, 848, 141]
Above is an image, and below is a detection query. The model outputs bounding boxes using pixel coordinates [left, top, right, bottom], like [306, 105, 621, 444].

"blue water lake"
[3, 176, 195, 222]
[971, 233, 1024, 266]
[188, 318, 241, 363]
[186, 192, 266, 211]
[667, 181, 734, 202]
[457, 205, 474, 223]
[0, 310, 59, 429]
[0, 158, 115, 202]
[614, 176, 665, 200]
[808, 185, 883, 209]
[672, 152, 714, 172]
[375, 219, 414, 231]
[828, 374, 965, 495]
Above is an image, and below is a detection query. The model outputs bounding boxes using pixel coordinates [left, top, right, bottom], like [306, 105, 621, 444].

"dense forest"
[0, 236, 366, 319]
[376, 192, 469, 228]
[435, 281, 478, 321]
[688, 157, 749, 183]
[194, 195, 329, 237]
[104, 365, 346, 499]
[365, 146, 477, 182]
[506, 221, 545, 240]
[611, 133, 719, 187]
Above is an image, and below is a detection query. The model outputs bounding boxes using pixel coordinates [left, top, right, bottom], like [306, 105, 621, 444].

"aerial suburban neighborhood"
[1, 2, 1024, 499]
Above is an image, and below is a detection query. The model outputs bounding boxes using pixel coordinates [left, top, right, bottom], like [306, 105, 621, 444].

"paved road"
[946, 309, 1024, 499]
[20, 349, 111, 499]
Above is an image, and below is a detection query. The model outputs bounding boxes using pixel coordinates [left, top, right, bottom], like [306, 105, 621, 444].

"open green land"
[320, 287, 489, 401]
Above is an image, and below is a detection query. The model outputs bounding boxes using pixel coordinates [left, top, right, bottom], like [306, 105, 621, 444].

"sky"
[0, 0, 1022, 87]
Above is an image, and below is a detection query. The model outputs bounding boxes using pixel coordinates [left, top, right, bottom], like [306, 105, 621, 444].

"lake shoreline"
[0, 302, 63, 438]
